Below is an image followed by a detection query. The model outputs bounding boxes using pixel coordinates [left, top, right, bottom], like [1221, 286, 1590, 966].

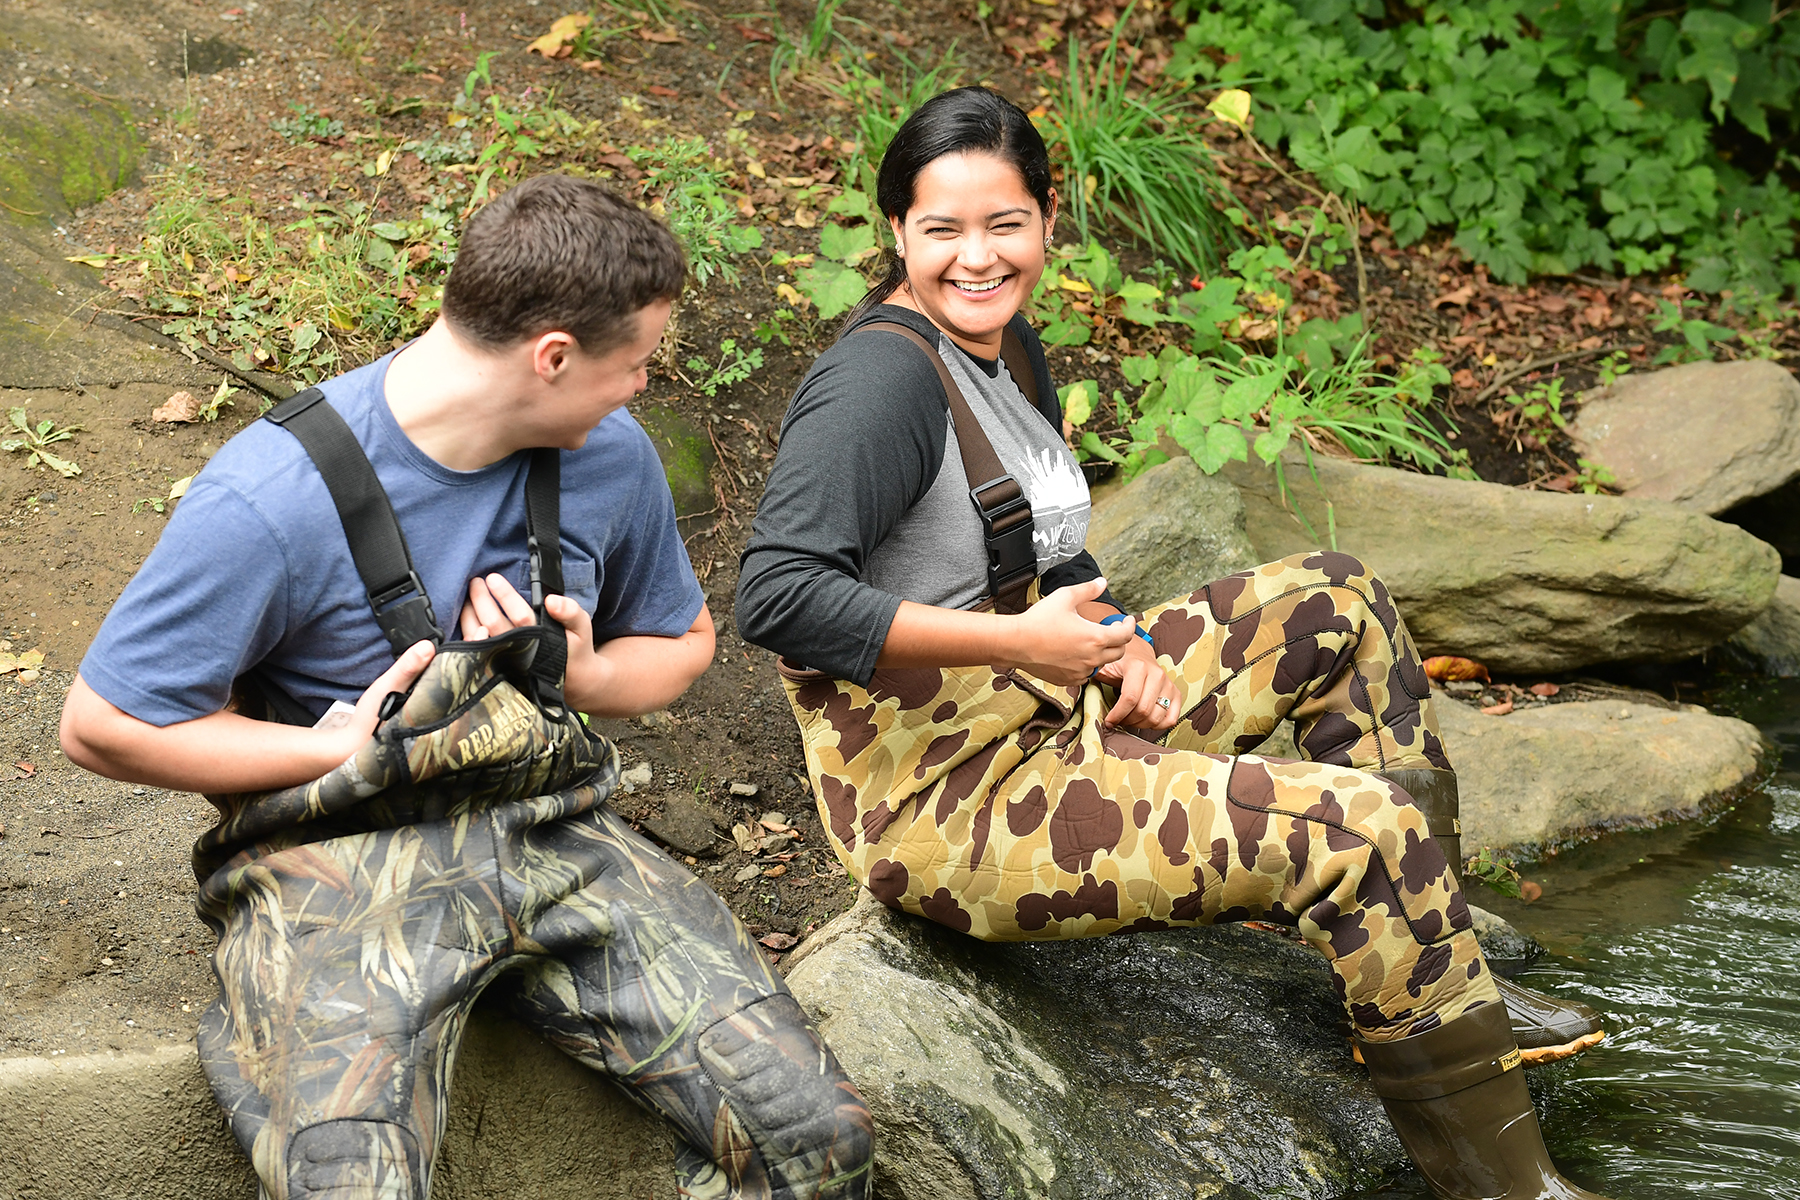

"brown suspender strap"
[859, 321, 1037, 614]
[999, 325, 1040, 410]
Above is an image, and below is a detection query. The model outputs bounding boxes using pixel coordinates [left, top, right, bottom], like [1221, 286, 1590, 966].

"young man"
[61, 175, 872, 1200]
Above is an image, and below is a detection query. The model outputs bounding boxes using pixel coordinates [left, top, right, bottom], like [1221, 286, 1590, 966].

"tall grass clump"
[1042, 28, 1237, 276]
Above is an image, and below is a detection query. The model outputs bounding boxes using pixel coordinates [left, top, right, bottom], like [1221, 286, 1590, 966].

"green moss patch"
[0, 95, 139, 222]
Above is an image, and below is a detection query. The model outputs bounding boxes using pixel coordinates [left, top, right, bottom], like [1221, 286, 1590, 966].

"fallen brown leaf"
[526, 12, 590, 57]
[1529, 682, 1561, 697]
[1423, 655, 1490, 683]
[153, 390, 200, 423]
[1431, 285, 1475, 308]
[647, 84, 679, 98]
[1519, 880, 1543, 903]
[763, 864, 788, 878]
[757, 932, 798, 950]
[735, 23, 775, 42]
[13, 761, 34, 776]
[638, 27, 682, 42]
[1480, 698, 1515, 716]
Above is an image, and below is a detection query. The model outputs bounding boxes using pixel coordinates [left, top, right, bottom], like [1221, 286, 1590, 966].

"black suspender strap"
[858, 322, 1038, 615]
[265, 388, 444, 656]
[262, 390, 570, 717]
[522, 446, 567, 712]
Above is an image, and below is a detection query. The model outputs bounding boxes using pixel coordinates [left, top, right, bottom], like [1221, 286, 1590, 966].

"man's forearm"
[569, 613, 715, 718]
[60, 676, 360, 794]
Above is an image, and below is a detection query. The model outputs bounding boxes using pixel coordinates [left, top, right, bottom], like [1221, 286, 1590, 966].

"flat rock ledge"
[0, 1002, 677, 1200]
[786, 894, 1404, 1200]
[1440, 697, 1768, 855]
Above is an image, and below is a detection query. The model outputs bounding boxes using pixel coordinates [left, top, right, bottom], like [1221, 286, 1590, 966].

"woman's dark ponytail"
[836, 86, 1055, 338]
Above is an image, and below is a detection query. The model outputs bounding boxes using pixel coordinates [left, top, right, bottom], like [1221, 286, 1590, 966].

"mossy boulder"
[1221, 454, 1781, 674]
[785, 895, 1404, 1200]
[0, 93, 138, 222]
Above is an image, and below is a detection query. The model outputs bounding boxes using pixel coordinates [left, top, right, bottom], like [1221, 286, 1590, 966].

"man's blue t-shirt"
[81, 350, 705, 726]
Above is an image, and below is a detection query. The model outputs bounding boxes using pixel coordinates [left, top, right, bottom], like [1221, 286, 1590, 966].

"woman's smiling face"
[887, 150, 1055, 356]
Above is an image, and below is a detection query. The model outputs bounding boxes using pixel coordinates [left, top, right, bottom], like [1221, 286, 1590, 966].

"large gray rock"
[1437, 696, 1765, 854]
[785, 894, 1401, 1200]
[0, 1002, 677, 1200]
[1726, 574, 1800, 677]
[1569, 360, 1800, 515]
[1224, 454, 1781, 674]
[1086, 456, 1259, 612]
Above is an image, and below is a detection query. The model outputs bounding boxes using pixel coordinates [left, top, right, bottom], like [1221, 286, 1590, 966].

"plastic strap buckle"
[968, 474, 1035, 601]
[369, 570, 443, 655]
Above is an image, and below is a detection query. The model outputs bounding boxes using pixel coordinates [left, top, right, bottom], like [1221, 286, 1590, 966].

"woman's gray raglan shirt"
[736, 304, 1116, 684]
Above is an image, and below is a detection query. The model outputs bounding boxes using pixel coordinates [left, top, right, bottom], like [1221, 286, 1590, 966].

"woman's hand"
[997, 577, 1137, 685]
[1092, 636, 1181, 731]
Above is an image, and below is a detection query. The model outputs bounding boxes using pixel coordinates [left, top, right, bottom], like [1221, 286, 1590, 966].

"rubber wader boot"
[1358, 1002, 1613, 1200]
[1379, 767, 1606, 1066]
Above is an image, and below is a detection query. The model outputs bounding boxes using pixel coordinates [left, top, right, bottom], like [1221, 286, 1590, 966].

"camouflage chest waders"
[194, 629, 873, 1200]
[782, 551, 1500, 1044]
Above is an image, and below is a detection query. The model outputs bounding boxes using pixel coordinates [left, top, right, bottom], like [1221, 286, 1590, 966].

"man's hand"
[459, 573, 713, 717]
[59, 638, 438, 795]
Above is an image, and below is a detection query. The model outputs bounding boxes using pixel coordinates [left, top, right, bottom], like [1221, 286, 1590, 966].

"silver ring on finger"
[1156, 696, 1172, 710]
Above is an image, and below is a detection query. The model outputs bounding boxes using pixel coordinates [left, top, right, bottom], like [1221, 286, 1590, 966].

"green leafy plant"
[1574, 457, 1617, 495]
[686, 338, 765, 397]
[3, 407, 82, 477]
[1074, 336, 1456, 494]
[1463, 847, 1524, 900]
[628, 137, 764, 287]
[1498, 377, 1572, 451]
[1030, 241, 1168, 347]
[764, 0, 857, 102]
[197, 379, 238, 422]
[1595, 350, 1633, 387]
[789, 206, 880, 321]
[828, 51, 966, 196]
[1043, 21, 1236, 276]
[1650, 296, 1737, 364]
[270, 103, 345, 144]
[1168, 0, 1800, 293]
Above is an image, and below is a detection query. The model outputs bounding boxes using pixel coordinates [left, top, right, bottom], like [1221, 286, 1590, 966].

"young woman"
[738, 86, 1608, 1200]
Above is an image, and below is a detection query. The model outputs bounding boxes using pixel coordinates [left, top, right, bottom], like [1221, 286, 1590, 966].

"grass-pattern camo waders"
[781, 552, 1501, 1043]
[194, 628, 874, 1200]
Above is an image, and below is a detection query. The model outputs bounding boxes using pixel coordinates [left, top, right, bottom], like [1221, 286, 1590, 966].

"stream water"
[1373, 677, 1800, 1198]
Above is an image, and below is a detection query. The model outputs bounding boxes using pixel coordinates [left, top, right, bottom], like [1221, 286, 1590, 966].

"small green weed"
[686, 338, 765, 397]
[271, 103, 346, 144]
[1574, 458, 1617, 495]
[1462, 847, 1524, 900]
[1498, 377, 1571, 451]
[1650, 296, 1737, 365]
[789, 213, 879, 320]
[1595, 350, 1633, 388]
[3, 407, 82, 478]
[197, 379, 238, 423]
[628, 137, 764, 287]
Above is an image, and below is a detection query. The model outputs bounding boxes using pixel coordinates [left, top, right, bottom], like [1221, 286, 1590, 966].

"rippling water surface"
[1422, 678, 1800, 1199]
[1338, 679, 1800, 1199]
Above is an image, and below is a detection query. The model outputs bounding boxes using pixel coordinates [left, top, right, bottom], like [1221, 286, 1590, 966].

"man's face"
[537, 299, 672, 448]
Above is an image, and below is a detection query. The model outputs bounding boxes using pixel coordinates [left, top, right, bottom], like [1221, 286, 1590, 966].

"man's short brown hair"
[441, 174, 686, 355]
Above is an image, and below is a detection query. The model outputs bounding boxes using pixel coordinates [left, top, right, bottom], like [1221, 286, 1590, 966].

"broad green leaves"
[1168, 0, 1800, 293]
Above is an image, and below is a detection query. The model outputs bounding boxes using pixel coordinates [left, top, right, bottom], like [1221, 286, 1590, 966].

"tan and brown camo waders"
[781, 552, 1498, 1043]
[194, 631, 873, 1200]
